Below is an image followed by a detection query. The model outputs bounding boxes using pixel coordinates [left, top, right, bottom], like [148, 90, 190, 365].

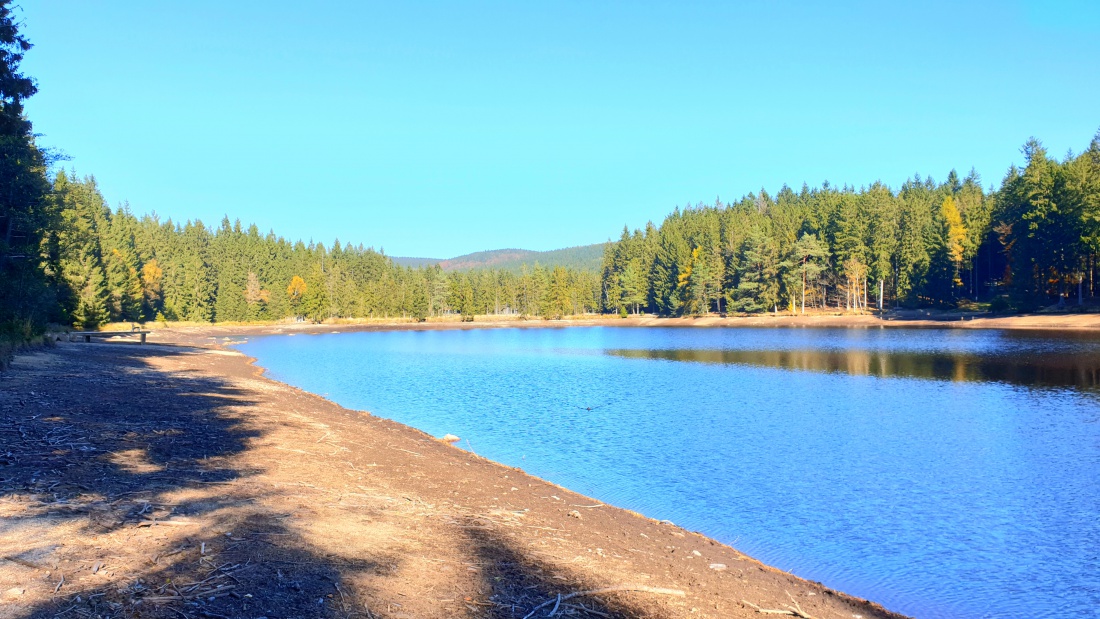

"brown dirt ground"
[4, 322, 951, 619]
[115, 308, 1100, 339]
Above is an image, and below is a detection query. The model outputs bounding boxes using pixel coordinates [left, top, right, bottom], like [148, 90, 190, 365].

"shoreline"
[0, 330, 913, 618]
[100, 310, 1100, 344]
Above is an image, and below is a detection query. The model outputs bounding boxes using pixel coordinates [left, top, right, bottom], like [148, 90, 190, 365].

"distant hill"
[388, 256, 444, 268]
[391, 243, 607, 273]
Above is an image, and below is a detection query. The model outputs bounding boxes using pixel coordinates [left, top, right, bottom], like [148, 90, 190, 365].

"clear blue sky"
[17, 1, 1100, 258]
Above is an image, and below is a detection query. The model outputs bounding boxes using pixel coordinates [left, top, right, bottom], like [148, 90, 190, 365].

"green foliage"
[599, 132, 1100, 314]
[780, 233, 830, 313]
[730, 225, 780, 313]
[994, 136, 1100, 304]
[40, 195, 602, 324]
[7, 1, 1099, 328]
[31, 131, 1100, 325]
[0, 1, 54, 338]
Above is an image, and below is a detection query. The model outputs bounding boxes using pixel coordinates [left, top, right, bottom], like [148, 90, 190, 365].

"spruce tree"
[0, 2, 52, 333]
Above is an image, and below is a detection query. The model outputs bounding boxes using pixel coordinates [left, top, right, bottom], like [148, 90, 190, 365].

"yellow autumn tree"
[676, 247, 699, 313]
[941, 196, 967, 287]
[140, 259, 163, 317]
[287, 275, 307, 314]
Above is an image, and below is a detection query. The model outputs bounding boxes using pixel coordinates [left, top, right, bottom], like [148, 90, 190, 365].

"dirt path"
[0, 339, 908, 619]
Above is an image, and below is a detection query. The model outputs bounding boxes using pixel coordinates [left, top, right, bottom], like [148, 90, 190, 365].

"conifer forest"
[600, 141, 1100, 317]
[2, 3, 1100, 337]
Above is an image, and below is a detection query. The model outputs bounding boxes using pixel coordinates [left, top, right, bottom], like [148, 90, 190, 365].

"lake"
[235, 326, 1100, 619]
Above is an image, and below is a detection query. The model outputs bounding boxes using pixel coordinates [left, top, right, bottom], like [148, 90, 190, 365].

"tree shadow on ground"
[463, 526, 677, 619]
[3, 344, 688, 619]
[0, 344, 390, 618]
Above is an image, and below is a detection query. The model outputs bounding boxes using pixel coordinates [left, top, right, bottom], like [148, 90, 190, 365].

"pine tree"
[731, 226, 780, 313]
[71, 254, 109, 329]
[54, 173, 113, 327]
[0, 1, 53, 335]
[782, 233, 830, 313]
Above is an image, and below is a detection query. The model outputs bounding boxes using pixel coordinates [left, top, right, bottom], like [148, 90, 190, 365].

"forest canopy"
[43, 172, 602, 327]
[2, 3, 1098, 335]
[600, 135, 1100, 316]
[32, 131, 1100, 330]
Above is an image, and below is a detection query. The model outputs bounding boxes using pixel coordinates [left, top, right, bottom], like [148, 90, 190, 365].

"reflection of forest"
[607, 348, 1100, 390]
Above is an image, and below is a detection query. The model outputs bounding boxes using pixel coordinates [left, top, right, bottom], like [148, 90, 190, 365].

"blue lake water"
[235, 326, 1100, 619]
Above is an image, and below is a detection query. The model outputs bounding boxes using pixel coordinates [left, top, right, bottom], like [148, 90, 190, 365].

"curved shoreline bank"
[117, 310, 1100, 342]
[195, 332, 913, 619]
[1, 328, 913, 619]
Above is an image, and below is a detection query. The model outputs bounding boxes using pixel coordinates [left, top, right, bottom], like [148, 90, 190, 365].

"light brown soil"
[2, 329, 919, 619]
[115, 308, 1100, 343]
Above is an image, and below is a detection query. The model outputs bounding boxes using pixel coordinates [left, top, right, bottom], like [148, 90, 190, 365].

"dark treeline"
[45, 172, 601, 327]
[600, 135, 1100, 316]
[0, 2, 53, 342]
[4, 5, 1100, 339]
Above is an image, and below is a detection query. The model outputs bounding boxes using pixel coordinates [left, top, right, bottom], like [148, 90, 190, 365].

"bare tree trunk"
[1091, 254, 1096, 299]
[878, 279, 883, 311]
[801, 270, 806, 315]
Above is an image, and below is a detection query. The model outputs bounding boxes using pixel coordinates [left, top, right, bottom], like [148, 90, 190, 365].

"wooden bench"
[70, 330, 150, 344]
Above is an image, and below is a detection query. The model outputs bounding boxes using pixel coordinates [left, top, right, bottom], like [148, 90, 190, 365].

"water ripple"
[237, 327, 1100, 619]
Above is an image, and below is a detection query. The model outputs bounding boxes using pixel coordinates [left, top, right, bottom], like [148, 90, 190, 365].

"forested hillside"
[44, 172, 601, 326]
[600, 136, 1100, 316]
[22, 141, 1100, 331]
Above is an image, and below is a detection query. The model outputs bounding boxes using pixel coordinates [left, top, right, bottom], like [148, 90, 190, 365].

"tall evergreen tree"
[0, 2, 53, 335]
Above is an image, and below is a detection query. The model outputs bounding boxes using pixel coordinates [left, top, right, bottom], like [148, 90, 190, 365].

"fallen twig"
[334, 582, 347, 611]
[137, 518, 198, 527]
[741, 592, 816, 619]
[52, 603, 78, 616]
[782, 590, 815, 619]
[742, 600, 795, 615]
[143, 585, 237, 603]
[522, 586, 685, 619]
